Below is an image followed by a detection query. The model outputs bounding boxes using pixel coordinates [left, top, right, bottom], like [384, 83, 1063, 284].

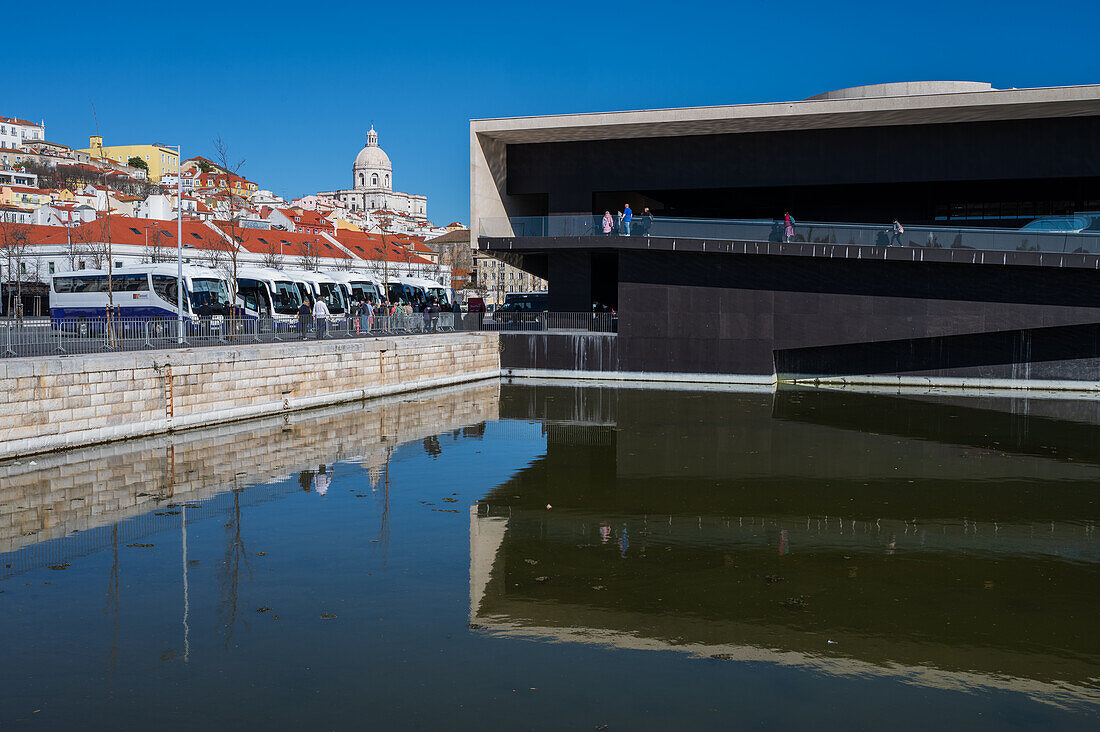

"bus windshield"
[427, 287, 449, 306]
[350, 283, 379, 304]
[318, 282, 345, 313]
[190, 278, 230, 310]
[272, 281, 301, 314]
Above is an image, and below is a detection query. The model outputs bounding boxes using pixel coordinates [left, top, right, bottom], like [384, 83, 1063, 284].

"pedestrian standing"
[350, 297, 362, 334]
[365, 297, 375, 332]
[622, 203, 632, 236]
[891, 218, 905, 246]
[452, 297, 463, 331]
[602, 211, 614, 235]
[784, 211, 795, 243]
[298, 298, 313, 339]
[616, 210, 624, 234]
[313, 295, 330, 339]
[641, 207, 654, 237]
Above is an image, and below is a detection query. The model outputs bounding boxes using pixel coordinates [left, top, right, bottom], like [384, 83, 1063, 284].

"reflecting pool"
[1, 380, 1097, 729]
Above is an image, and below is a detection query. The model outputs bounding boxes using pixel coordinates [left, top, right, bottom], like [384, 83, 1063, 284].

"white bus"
[285, 270, 348, 315]
[236, 267, 304, 324]
[389, 275, 451, 310]
[50, 264, 234, 328]
[326, 271, 382, 306]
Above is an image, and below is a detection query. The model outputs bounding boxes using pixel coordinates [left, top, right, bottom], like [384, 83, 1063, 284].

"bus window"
[272, 282, 301, 314]
[318, 282, 345, 313]
[152, 275, 188, 312]
[295, 282, 311, 303]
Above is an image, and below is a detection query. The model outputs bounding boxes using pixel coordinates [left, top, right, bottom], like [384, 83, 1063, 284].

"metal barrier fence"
[480, 214, 1100, 256]
[0, 312, 617, 358]
[477, 311, 616, 332]
[2, 313, 457, 358]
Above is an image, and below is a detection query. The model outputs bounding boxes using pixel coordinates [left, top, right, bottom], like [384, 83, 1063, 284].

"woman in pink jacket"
[602, 211, 614, 235]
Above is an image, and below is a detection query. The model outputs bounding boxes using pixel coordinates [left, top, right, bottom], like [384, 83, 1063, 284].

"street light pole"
[175, 145, 183, 343]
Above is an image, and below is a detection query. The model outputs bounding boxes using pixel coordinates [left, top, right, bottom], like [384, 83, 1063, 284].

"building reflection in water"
[0, 381, 501, 665]
[471, 382, 1100, 711]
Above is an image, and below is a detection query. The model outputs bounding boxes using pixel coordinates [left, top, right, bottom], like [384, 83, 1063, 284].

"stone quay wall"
[0, 333, 501, 459]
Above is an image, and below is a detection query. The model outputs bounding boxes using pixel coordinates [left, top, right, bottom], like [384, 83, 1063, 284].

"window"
[78, 261, 86, 270]
[48, 262, 55, 274]
[115, 261, 123, 269]
[20, 263, 26, 274]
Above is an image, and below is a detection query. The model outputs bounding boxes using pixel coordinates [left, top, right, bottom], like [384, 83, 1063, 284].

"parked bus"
[326, 271, 382, 306]
[384, 279, 421, 308]
[50, 264, 235, 331]
[236, 267, 303, 324]
[400, 276, 452, 310]
[285, 270, 348, 316]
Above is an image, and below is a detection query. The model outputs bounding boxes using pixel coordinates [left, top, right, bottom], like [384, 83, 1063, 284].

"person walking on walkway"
[890, 218, 905, 246]
[313, 295, 330, 339]
[641, 207, 654, 237]
[298, 298, 313, 340]
[622, 203, 633, 236]
[602, 211, 614, 235]
[784, 211, 796, 243]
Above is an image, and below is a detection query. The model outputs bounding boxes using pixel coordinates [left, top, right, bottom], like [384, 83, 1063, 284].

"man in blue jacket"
[622, 203, 632, 236]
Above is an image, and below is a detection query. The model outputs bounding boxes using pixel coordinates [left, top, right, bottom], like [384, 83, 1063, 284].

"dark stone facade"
[491, 236, 1100, 383]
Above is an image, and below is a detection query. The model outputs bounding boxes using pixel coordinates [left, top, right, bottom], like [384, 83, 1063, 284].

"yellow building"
[78, 136, 179, 182]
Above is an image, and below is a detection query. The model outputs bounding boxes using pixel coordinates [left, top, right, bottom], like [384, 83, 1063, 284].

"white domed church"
[321, 126, 427, 220]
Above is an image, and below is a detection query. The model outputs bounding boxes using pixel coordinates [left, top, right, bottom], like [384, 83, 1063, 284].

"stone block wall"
[0, 333, 500, 459]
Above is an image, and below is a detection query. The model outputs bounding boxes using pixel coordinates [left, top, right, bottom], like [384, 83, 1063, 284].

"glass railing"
[480, 215, 1100, 256]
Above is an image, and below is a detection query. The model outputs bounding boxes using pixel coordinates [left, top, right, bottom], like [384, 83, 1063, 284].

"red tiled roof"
[332, 230, 432, 265]
[1, 116, 39, 126]
[212, 223, 352, 259]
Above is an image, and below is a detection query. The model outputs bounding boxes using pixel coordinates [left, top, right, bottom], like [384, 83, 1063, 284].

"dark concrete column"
[549, 251, 592, 311]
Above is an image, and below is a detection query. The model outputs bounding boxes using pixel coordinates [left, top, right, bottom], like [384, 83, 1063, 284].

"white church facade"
[318, 126, 427, 221]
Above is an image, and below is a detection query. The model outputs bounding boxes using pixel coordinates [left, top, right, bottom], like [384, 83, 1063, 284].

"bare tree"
[211, 137, 247, 306]
[0, 218, 31, 318]
[297, 238, 321, 272]
[142, 225, 171, 263]
[198, 227, 232, 281]
[62, 213, 90, 270]
[258, 236, 283, 270]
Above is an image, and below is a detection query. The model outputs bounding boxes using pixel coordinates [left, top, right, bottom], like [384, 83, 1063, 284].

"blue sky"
[7, 0, 1099, 226]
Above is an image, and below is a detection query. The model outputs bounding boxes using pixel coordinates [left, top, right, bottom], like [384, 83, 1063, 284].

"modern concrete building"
[472, 82, 1100, 388]
[472, 82, 1100, 238]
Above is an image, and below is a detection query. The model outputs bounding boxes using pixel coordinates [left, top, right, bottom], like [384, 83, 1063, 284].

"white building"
[0, 116, 44, 151]
[319, 126, 427, 221]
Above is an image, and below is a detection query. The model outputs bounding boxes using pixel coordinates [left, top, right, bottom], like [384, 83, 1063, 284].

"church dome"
[353, 126, 391, 172]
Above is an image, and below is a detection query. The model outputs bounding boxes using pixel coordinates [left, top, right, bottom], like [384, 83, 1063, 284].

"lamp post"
[174, 146, 183, 343]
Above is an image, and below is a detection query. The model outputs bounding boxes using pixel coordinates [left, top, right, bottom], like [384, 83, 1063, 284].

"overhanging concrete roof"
[471, 84, 1100, 143]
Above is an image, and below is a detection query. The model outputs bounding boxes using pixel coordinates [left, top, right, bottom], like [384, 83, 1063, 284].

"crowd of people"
[294, 295, 456, 340]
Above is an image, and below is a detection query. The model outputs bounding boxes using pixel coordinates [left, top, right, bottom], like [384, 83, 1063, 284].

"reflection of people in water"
[778, 529, 789, 556]
[619, 524, 629, 558]
[599, 523, 611, 544]
[423, 435, 442, 458]
[312, 465, 331, 496]
[298, 470, 315, 492]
